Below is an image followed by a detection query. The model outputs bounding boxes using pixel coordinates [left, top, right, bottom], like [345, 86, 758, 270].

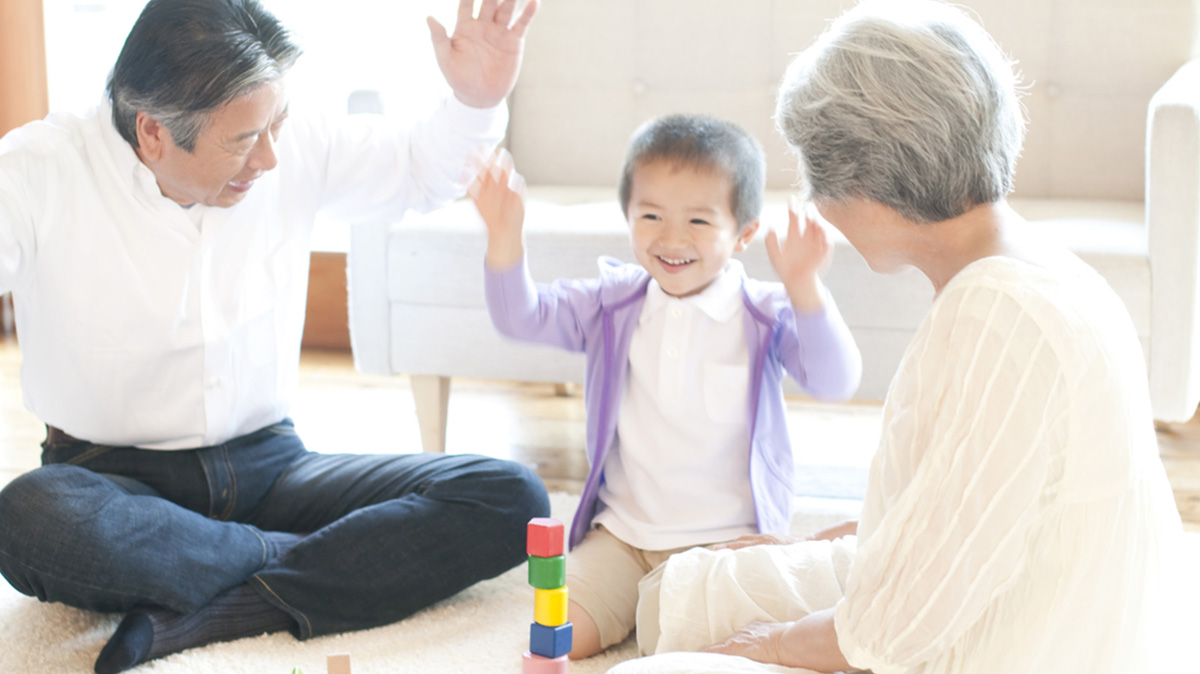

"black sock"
[94, 582, 294, 674]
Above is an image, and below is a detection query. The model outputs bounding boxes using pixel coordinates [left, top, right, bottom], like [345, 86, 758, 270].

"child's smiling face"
[625, 160, 758, 298]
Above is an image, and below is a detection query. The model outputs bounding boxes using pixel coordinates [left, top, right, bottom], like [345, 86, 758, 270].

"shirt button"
[668, 347, 679, 359]
[671, 307, 683, 318]
[206, 377, 222, 389]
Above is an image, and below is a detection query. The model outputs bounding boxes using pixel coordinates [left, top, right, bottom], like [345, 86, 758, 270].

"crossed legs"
[0, 420, 549, 670]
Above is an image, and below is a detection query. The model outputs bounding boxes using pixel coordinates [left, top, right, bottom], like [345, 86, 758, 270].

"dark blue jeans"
[0, 419, 549, 639]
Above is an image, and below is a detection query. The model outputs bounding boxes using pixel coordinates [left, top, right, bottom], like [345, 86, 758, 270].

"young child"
[470, 115, 862, 658]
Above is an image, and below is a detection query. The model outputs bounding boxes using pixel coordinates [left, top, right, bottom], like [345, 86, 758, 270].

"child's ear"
[734, 219, 760, 252]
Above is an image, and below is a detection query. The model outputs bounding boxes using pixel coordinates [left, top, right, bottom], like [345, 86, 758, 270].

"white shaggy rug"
[3, 492, 1194, 674]
[0, 493, 860, 674]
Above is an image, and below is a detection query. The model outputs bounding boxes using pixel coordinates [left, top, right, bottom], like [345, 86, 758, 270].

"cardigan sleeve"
[777, 289, 862, 401]
[833, 281, 1068, 673]
[483, 255, 604, 353]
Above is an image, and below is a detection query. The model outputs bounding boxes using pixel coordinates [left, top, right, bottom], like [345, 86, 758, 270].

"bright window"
[43, 0, 460, 124]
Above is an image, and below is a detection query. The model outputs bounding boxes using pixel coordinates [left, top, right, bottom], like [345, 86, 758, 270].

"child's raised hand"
[766, 199, 832, 313]
[469, 148, 527, 270]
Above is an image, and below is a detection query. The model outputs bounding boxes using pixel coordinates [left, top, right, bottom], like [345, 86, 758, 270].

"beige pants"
[567, 526, 703, 650]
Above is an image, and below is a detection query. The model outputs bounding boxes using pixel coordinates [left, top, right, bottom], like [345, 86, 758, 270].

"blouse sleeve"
[834, 281, 1070, 673]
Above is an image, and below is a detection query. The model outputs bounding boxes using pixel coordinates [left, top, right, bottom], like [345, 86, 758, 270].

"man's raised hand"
[428, 0, 540, 109]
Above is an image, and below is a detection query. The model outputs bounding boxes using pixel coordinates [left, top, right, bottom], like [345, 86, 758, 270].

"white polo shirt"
[0, 96, 506, 449]
[595, 262, 758, 550]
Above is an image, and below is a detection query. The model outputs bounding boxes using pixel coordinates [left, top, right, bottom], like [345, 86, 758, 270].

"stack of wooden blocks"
[523, 518, 572, 672]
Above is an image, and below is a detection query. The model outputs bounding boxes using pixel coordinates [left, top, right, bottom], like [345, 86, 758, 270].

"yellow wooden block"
[534, 586, 569, 626]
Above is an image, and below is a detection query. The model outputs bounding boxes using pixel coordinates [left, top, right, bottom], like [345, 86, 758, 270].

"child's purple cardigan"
[485, 256, 862, 549]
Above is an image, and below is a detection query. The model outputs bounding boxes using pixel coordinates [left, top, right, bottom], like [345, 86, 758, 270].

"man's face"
[138, 79, 289, 208]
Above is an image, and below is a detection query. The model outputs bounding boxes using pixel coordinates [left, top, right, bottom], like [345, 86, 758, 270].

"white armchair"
[348, 0, 1200, 452]
[1148, 59, 1200, 423]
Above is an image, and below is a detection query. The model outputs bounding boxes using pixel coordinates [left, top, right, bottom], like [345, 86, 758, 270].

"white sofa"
[348, 0, 1200, 452]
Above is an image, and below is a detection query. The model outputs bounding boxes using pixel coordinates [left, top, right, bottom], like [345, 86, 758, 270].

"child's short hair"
[618, 114, 766, 229]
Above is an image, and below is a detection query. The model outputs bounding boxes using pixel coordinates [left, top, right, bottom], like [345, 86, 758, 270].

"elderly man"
[0, 1, 547, 672]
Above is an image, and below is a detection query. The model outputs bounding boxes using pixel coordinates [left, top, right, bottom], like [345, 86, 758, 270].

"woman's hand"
[767, 199, 833, 313]
[807, 520, 858, 542]
[428, 0, 540, 109]
[709, 520, 858, 552]
[470, 149, 526, 269]
[704, 621, 788, 663]
[708, 533, 804, 552]
[706, 610, 852, 672]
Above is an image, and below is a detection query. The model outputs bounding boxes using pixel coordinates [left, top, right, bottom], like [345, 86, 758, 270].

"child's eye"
[690, 219, 711, 225]
[642, 213, 661, 221]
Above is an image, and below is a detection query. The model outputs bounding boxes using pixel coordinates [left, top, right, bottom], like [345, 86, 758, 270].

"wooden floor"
[0, 337, 1196, 533]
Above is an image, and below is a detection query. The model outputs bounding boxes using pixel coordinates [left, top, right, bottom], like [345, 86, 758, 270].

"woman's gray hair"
[107, 0, 301, 152]
[775, 0, 1026, 223]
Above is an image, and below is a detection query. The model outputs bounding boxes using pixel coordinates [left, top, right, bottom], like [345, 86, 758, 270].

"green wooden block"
[290, 668, 304, 674]
[528, 554, 566, 589]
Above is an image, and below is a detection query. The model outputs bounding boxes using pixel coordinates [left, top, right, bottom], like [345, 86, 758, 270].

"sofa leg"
[553, 383, 576, 397]
[412, 374, 451, 453]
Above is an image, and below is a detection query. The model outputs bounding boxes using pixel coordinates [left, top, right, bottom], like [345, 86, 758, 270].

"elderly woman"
[608, 1, 1185, 673]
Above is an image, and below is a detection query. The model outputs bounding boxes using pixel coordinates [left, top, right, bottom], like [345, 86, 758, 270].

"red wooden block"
[522, 650, 568, 673]
[527, 518, 564, 557]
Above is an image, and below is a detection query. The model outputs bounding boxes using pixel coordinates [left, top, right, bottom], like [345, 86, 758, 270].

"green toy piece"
[527, 554, 566, 589]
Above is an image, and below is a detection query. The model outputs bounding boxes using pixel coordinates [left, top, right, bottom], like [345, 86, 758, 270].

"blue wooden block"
[530, 621, 573, 659]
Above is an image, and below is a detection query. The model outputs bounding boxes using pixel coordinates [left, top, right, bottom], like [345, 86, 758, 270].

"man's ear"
[134, 111, 168, 161]
[734, 219, 760, 252]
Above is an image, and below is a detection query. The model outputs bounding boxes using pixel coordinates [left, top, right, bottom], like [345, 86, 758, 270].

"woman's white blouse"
[834, 256, 1185, 673]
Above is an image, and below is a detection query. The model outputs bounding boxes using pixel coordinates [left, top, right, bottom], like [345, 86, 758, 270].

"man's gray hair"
[107, 0, 302, 152]
[775, 0, 1026, 223]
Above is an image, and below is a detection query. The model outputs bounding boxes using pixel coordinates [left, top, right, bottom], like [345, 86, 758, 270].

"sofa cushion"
[382, 189, 1148, 399]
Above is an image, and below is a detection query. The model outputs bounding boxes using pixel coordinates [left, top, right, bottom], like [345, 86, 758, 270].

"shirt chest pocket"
[703, 362, 749, 425]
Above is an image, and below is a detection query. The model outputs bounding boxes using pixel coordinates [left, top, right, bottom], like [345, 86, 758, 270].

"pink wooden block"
[327, 652, 351, 674]
[527, 518, 565, 557]
[522, 650, 568, 673]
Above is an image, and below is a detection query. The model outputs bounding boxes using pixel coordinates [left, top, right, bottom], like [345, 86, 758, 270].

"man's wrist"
[453, 90, 504, 110]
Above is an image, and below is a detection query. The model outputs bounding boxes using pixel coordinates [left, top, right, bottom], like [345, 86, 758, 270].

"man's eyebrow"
[230, 106, 290, 142]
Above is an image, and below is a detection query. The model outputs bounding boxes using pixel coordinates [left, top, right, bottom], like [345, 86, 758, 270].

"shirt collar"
[644, 259, 745, 323]
[95, 98, 182, 208]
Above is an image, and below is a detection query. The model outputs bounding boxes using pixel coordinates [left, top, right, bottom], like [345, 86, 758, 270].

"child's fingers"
[468, 173, 483, 202]
[509, 169, 527, 197]
[765, 228, 783, 270]
[495, 147, 515, 174]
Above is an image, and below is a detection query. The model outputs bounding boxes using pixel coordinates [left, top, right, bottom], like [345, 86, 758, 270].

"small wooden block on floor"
[527, 518, 565, 557]
[534, 586, 569, 626]
[327, 653, 351, 674]
[522, 650, 569, 673]
[528, 554, 566, 589]
[530, 621, 573, 659]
